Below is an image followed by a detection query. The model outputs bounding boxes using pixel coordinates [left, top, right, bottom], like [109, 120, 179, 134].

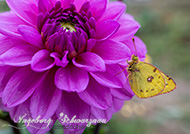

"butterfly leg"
[114, 67, 127, 76]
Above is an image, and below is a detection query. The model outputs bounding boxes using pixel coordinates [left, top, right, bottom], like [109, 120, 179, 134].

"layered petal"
[98, 1, 126, 22]
[72, 52, 105, 72]
[91, 97, 124, 122]
[2, 66, 47, 107]
[92, 40, 130, 64]
[89, 0, 107, 20]
[6, 0, 38, 25]
[31, 50, 55, 72]
[96, 20, 120, 40]
[0, 11, 26, 33]
[30, 69, 62, 119]
[112, 14, 140, 41]
[56, 92, 90, 133]
[90, 64, 125, 88]
[0, 45, 38, 66]
[0, 66, 18, 97]
[78, 76, 112, 109]
[55, 65, 89, 92]
[18, 25, 43, 48]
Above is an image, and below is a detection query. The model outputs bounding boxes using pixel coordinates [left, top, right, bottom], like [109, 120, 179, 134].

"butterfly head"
[132, 54, 139, 62]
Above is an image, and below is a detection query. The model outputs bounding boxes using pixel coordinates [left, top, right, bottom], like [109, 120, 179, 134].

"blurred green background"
[0, 0, 190, 134]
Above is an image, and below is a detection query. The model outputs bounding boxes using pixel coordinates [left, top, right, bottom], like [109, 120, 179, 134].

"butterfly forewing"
[128, 62, 166, 98]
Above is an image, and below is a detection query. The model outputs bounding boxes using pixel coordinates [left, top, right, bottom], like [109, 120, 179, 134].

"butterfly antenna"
[132, 38, 138, 56]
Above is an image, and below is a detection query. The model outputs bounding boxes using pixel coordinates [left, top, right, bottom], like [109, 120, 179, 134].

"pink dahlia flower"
[0, 0, 147, 133]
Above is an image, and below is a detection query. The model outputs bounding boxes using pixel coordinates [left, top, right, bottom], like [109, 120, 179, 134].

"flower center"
[36, 1, 96, 60]
[61, 22, 76, 32]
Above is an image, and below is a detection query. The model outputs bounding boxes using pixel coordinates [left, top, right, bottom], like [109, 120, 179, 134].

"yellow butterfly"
[127, 39, 176, 98]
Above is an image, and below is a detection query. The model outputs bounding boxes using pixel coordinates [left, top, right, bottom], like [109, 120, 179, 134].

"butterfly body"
[127, 55, 176, 98]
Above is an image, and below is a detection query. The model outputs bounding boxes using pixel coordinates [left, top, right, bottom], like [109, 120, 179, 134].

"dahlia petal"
[2, 66, 47, 107]
[26, 115, 56, 134]
[91, 97, 124, 122]
[55, 65, 89, 92]
[0, 66, 18, 97]
[78, 76, 112, 109]
[9, 99, 56, 134]
[31, 50, 55, 72]
[86, 39, 96, 51]
[56, 92, 90, 130]
[6, 0, 38, 25]
[30, 70, 62, 119]
[74, 0, 88, 11]
[0, 36, 26, 55]
[38, 0, 51, 13]
[0, 45, 38, 66]
[96, 20, 120, 40]
[90, 64, 125, 88]
[50, 51, 69, 67]
[0, 98, 10, 112]
[90, 0, 107, 20]
[18, 25, 43, 48]
[112, 15, 140, 41]
[112, 97, 125, 113]
[92, 40, 130, 64]
[72, 52, 105, 72]
[8, 99, 31, 122]
[91, 107, 112, 122]
[99, 1, 126, 22]
[0, 28, 22, 39]
[0, 11, 26, 33]
[111, 86, 134, 100]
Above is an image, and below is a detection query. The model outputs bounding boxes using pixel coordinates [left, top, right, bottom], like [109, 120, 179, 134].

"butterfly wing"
[128, 61, 166, 98]
[159, 73, 176, 94]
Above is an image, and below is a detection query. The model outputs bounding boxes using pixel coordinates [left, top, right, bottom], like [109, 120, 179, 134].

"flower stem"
[94, 123, 101, 134]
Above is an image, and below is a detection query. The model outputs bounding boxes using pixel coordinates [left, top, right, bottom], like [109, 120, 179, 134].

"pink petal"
[38, 0, 51, 13]
[6, 0, 38, 25]
[0, 36, 26, 55]
[73, 0, 88, 11]
[90, 64, 126, 88]
[0, 27, 22, 39]
[50, 51, 69, 67]
[0, 11, 26, 33]
[111, 85, 134, 100]
[72, 52, 105, 72]
[96, 20, 120, 40]
[55, 65, 89, 92]
[91, 97, 124, 122]
[30, 70, 62, 119]
[0, 66, 18, 97]
[9, 99, 56, 134]
[31, 50, 55, 72]
[18, 25, 43, 48]
[112, 14, 140, 41]
[0, 45, 39, 66]
[98, 1, 126, 22]
[89, 0, 107, 20]
[56, 92, 90, 131]
[92, 40, 130, 64]
[86, 38, 96, 52]
[78, 76, 112, 109]
[2, 66, 47, 107]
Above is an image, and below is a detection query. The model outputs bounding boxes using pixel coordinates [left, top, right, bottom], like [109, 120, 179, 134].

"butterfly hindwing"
[128, 62, 166, 98]
[159, 73, 176, 94]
